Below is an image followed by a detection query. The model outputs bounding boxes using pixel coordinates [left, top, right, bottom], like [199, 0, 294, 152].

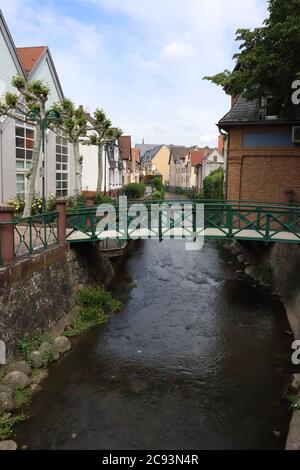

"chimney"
[142, 138, 145, 145]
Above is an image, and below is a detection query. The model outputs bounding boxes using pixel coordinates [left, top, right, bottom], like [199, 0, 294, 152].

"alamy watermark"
[292, 340, 300, 366]
[292, 80, 300, 105]
[95, 197, 205, 251]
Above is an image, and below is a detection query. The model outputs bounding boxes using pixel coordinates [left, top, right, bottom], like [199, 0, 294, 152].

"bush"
[7, 196, 25, 215]
[151, 190, 164, 200]
[75, 286, 122, 312]
[193, 192, 205, 200]
[152, 177, 163, 192]
[94, 194, 114, 205]
[124, 183, 146, 199]
[65, 287, 123, 337]
[66, 195, 87, 212]
[46, 193, 57, 212]
[203, 168, 224, 200]
[8, 193, 62, 216]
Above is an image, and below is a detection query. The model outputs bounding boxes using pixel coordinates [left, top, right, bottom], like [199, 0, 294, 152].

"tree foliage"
[204, 0, 300, 109]
[124, 183, 146, 199]
[203, 169, 224, 200]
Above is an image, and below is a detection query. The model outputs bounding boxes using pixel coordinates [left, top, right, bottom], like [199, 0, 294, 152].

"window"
[56, 136, 69, 197]
[265, 96, 281, 120]
[15, 122, 34, 198]
[214, 155, 218, 162]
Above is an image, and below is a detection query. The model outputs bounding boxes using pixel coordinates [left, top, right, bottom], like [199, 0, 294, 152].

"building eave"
[218, 119, 300, 131]
[26, 47, 65, 101]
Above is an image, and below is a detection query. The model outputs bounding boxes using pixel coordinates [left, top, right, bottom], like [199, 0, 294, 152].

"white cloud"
[161, 41, 195, 59]
[0, 0, 269, 147]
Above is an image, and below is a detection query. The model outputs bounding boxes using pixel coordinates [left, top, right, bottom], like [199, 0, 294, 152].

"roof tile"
[17, 46, 47, 75]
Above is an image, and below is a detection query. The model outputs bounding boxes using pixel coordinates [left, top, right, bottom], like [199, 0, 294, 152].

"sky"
[1, 0, 268, 147]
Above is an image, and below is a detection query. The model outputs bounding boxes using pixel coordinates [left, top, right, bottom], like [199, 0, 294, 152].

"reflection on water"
[15, 239, 291, 449]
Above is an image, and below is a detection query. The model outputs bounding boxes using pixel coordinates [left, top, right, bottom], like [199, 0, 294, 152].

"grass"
[0, 412, 28, 440]
[288, 395, 300, 411]
[18, 329, 54, 366]
[13, 387, 31, 408]
[64, 286, 123, 338]
[258, 263, 273, 284]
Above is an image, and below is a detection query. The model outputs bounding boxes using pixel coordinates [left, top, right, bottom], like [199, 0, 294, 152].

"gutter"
[218, 120, 300, 132]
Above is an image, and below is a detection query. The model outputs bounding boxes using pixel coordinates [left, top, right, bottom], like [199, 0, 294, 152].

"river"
[15, 237, 292, 450]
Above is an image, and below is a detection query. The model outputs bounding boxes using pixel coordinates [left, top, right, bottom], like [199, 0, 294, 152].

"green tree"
[0, 76, 51, 216]
[203, 169, 224, 200]
[204, 0, 300, 110]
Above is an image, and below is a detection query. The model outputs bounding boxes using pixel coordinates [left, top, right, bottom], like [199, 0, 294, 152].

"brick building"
[218, 95, 300, 203]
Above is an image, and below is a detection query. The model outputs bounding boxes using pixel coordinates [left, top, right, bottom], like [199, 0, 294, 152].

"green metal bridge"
[3, 199, 300, 264]
[65, 200, 300, 245]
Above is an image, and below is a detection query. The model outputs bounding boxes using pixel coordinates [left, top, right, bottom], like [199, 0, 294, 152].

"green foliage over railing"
[124, 183, 146, 199]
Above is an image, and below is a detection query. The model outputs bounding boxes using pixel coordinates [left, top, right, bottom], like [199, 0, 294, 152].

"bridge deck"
[66, 227, 300, 243]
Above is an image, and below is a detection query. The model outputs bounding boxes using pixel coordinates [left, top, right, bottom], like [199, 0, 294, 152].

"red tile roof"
[132, 147, 140, 162]
[16, 46, 47, 75]
[119, 136, 132, 160]
[190, 147, 212, 166]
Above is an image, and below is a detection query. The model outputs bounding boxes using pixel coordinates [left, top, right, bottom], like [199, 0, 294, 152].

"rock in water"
[53, 337, 71, 354]
[0, 390, 15, 413]
[9, 361, 31, 376]
[0, 441, 17, 451]
[2, 371, 30, 390]
[245, 265, 256, 278]
[29, 351, 43, 369]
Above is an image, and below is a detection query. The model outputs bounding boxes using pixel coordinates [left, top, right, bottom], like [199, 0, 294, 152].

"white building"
[0, 10, 75, 202]
[81, 139, 123, 194]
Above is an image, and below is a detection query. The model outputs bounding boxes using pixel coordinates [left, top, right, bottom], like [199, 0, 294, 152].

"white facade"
[0, 10, 75, 202]
[81, 140, 123, 193]
[201, 149, 224, 184]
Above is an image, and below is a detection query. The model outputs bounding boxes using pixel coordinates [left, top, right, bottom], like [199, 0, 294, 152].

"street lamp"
[26, 109, 60, 211]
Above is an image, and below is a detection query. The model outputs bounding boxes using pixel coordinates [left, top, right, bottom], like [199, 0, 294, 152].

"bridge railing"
[64, 199, 300, 244]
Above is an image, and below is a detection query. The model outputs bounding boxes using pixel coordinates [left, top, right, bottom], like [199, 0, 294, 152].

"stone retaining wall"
[0, 242, 130, 358]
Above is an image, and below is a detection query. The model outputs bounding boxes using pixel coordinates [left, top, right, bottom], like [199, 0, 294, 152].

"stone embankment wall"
[228, 240, 300, 451]
[0, 242, 130, 358]
[269, 244, 300, 338]
[230, 240, 300, 337]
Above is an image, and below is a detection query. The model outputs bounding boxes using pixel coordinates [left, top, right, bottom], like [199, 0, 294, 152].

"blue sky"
[1, 0, 268, 147]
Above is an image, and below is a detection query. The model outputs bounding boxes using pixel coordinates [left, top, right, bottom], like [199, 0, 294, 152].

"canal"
[15, 238, 292, 450]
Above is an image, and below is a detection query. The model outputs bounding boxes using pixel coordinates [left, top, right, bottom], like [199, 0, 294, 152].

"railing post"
[227, 205, 233, 238]
[265, 212, 271, 242]
[56, 199, 67, 244]
[0, 205, 15, 264]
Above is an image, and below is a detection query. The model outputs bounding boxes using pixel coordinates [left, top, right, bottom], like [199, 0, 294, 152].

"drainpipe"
[219, 128, 229, 200]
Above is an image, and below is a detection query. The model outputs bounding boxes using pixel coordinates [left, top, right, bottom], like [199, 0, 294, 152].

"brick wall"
[227, 125, 300, 202]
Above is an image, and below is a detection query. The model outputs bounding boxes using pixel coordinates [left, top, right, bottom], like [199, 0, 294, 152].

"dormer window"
[264, 96, 281, 120]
